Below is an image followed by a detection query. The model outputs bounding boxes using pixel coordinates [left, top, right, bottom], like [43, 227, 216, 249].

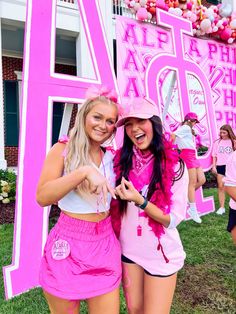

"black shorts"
[121, 255, 175, 277]
[227, 207, 236, 232]
[216, 165, 226, 176]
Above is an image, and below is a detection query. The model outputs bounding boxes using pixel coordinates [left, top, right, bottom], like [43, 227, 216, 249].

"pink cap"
[184, 112, 199, 123]
[116, 97, 159, 127]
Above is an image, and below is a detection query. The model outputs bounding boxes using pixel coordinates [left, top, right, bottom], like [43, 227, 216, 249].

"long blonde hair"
[64, 96, 117, 174]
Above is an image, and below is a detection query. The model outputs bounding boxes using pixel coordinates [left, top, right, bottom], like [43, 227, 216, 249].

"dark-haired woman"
[111, 98, 188, 314]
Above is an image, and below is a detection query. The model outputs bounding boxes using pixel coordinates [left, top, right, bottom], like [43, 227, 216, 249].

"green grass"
[1, 188, 235, 313]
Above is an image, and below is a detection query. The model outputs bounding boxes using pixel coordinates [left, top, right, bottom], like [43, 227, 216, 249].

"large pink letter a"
[3, 0, 117, 299]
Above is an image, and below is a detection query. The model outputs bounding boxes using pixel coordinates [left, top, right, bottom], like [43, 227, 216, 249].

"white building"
[0, 0, 233, 169]
[0, 0, 118, 169]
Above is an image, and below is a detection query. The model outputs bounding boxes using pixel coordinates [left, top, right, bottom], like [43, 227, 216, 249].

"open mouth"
[135, 133, 146, 143]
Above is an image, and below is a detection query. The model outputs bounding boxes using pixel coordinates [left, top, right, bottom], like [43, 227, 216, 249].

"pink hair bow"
[86, 85, 118, 103]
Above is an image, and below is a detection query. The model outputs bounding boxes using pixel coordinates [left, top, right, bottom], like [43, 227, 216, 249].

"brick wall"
[3, 56, 76, 166]
[3, 57, 23, 166]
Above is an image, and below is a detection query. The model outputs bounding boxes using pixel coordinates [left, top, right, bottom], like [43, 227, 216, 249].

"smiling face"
[124, 117, 153, 152]
[85, 101, 118, 146]
[220, 129, 229, 140]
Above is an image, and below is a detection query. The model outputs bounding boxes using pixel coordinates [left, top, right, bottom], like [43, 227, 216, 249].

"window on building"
[4, 81, 64, 146]
[4, 81, 19, 146]
[52, 103, 64, 145]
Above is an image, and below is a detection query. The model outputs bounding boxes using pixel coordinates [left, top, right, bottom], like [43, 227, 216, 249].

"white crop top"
[58, 150, 116, 214]
[174, 125, 196, 150]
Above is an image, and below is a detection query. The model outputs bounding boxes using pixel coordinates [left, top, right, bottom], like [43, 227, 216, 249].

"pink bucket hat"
[184, 112, 199, 123]
[116, 97, 159, 127]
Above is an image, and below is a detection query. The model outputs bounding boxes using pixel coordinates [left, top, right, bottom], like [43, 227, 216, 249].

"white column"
[76, 23, 95, 79]
[75, 0, 114, 79]
[59, 103, 73, 138]
[98, 0, 114, 60]
[0, 19, 7, 170]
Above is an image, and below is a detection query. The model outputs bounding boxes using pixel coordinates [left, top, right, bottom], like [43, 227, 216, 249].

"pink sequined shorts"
[39, 212, 122, 300]
[179, 149, 200, 169]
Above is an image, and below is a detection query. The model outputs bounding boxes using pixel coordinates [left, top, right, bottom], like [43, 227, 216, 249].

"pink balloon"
[187, 2, 193, 10]
[220, 27, 232, 40]
[137, 7, 148, 21]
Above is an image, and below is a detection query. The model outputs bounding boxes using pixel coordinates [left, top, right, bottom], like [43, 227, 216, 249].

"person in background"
[223, 150, 236, 245]
[111, 98, 188, 314]
[212, 124, 236, 215]
[171, 112, 205, 224]
[36, 86, 121, 314]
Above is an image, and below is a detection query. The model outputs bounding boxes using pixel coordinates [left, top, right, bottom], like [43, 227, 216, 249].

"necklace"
[95, 149, 107, 214]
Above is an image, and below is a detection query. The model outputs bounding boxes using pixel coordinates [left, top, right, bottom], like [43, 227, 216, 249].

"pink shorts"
[179, 149, 200, 169]
[39, 212, 122, 300]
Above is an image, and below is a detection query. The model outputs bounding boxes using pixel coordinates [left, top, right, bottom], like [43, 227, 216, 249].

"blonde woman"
[36, 87, 121, 314]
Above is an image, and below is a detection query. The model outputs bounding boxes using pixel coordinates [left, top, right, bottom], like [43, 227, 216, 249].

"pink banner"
[116, 14, 236, 150]
[116, 10, 221, 219]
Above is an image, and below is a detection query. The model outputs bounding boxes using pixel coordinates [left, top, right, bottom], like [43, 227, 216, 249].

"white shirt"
[174, 125, 196, 150]
[223, 151, 236, 210]
[58, 151, 115, 214]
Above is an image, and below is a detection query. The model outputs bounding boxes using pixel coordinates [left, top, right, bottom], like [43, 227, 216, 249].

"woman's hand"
[115, 177, 144, 205]
[116, 178, 171, 227]
[84, 166, 116, 202]
[211, 166, 217, 175]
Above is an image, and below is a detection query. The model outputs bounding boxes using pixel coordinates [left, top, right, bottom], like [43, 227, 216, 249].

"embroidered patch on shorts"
[51, 239, 70, 260]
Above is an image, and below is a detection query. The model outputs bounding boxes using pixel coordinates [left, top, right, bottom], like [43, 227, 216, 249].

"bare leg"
[216, 174, 225, 208]
[195, 167, 206, 190]
[143, 272, 177, 314]
[187, 168, 197, 203]
[43, 290, 80, 314]
[187, 168, 202, 223]
[87, 287, 120, 314]
[122, 262, 144, 314]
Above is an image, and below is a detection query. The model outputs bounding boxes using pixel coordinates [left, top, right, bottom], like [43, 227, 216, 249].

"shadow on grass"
[175, 264, 236, 314]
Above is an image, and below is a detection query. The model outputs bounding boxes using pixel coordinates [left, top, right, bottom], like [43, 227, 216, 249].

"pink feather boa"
[110, 138, 179, 241]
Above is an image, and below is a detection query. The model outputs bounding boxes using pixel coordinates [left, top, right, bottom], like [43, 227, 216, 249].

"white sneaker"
[216, 207, 226, 215]
[187, 208, 202, 224]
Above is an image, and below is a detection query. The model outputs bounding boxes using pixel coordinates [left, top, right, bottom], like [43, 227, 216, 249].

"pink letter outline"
[3, 0, 117, 299]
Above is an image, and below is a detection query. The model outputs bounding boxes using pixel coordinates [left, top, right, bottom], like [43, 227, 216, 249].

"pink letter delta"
[3, 0, 117, 299]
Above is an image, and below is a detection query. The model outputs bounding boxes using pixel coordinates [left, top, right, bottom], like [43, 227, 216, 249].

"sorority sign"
[3, 3, 231, 299]
[116, 11, 219, 217]
[116, 13, 236, 147]
[3, 0, 117, 299]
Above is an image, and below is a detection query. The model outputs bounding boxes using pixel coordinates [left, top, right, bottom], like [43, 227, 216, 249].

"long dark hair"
[115, 116, 184, 213]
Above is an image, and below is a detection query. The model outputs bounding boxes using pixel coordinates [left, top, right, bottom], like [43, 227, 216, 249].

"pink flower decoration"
[86, 85, 118, 103]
